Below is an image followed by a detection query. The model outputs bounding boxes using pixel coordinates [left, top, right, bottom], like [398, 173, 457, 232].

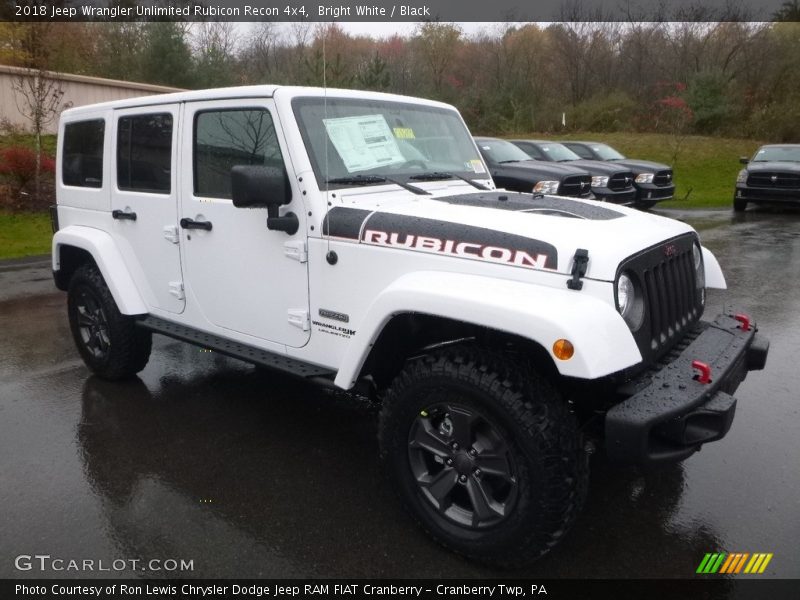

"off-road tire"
[67, 264, 152, 380]
[378, 345, 588, 567]
[733, 198, 748, 212]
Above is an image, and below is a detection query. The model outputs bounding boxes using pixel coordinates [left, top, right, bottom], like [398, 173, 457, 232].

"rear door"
[110, 105, 185, 314]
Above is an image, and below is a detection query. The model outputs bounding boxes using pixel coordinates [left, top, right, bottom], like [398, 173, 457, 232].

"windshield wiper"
[498, 159, 521, 164]
[326, 174, 429, 195]
[408, 172, 489, 191]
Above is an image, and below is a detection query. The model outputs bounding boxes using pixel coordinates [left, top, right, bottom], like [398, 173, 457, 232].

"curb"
[0, 254, 51, 273]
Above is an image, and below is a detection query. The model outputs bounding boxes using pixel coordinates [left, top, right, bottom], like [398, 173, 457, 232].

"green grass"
[511, 132, 765, 208]
[0, 211, 51, 259]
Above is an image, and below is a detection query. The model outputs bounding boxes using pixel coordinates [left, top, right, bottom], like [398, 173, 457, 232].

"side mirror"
[739, 157, 749, 165]
[231, 165, 298, 235]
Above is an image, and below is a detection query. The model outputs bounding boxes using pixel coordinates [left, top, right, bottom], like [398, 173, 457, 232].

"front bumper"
[593, 187, 637, 205]
[735, 185, 800, 204]
[635, 182, 675, 202]
[606, 314, 769, 466]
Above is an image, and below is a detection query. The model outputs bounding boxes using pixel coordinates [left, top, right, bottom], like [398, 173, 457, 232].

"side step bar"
[137, 316, 334, 379]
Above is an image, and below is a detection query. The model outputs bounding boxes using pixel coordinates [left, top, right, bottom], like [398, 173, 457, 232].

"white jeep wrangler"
[52, 86, 768, 566]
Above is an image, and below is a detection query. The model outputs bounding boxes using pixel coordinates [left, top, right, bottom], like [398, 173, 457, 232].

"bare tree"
[12, 69, 68, 200]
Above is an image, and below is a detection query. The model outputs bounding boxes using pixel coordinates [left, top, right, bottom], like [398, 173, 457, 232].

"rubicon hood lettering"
[364, 212, 557, 269]
[363, 229, 552, 269]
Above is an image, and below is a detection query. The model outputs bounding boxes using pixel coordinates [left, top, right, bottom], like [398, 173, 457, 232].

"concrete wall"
[0, 65, 183, 134]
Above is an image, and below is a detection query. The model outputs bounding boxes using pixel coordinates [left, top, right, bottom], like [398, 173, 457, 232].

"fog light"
[553, 339, 574, 360]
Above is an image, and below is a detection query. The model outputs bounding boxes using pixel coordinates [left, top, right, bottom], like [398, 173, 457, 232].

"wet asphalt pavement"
[0, 208, 798, 581]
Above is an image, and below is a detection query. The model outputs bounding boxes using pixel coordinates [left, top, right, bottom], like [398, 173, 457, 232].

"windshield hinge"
[567, 249, 589, 290]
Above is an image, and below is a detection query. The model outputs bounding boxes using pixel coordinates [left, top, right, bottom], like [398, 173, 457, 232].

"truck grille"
[653, 170, 673, 187]
[559, 175, 592, 197]
[608, 171, 635, 191]
[619, 235, 704, 363]
[746, 172, 800, 189]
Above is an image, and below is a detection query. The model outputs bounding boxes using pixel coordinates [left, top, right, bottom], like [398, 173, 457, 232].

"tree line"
[1, 17, 800, 141]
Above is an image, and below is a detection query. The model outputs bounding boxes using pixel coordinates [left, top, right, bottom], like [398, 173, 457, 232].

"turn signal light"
[553, 339, 574, 360]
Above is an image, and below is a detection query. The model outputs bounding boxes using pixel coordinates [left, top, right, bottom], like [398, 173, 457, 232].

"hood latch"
[567, 248, 589, 290]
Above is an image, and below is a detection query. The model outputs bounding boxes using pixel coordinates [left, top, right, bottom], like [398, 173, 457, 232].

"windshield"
[476, 139, 532, 163]
[752, 146, 800, 163]
[292, 97, 486, 189]
[535, 143, 582, 162]
[590, 144, 626, 160]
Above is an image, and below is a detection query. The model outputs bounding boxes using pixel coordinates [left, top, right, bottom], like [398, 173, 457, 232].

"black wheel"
[67, 264, 152, 380]
[378, 345, 588, 567]
[733, 198, 748, 212]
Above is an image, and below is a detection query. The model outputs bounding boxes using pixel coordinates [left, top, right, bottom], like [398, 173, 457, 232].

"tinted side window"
[568, 145, 593, 159]
[117, 113, 173, 193]
[62, 119, 105, 188]
[194, 109, 283, 199]
[519, 143, 543, 160]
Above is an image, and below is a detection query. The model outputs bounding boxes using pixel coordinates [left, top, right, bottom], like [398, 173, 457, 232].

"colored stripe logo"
[697, 552, 773, 574]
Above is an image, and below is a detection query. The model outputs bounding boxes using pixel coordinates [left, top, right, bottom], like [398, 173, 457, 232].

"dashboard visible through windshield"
[291, 96, 486, 190]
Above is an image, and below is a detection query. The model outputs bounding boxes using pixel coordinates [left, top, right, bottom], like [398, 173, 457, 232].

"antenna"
[322, 25, 333, 260]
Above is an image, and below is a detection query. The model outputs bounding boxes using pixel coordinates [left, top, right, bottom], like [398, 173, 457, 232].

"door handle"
[112, 209, 137, 221]
[180, 218, 213, 231]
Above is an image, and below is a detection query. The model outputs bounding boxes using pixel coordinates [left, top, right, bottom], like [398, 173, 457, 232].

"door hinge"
[168, 281, 185, 300]
[163, 225, 180, 244]
[287, 309, 310, 331]
[284, 240, 307, 263]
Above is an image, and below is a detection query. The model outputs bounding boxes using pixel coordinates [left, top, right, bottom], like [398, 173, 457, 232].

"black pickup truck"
[510, 139, 637, 205]
[561, 141, 675, 209]
[734, 145, 800, 212]
[474, 137, 593, 198]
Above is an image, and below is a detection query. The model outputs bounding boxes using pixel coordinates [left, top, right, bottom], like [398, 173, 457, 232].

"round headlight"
[616, 272, 644, 330]
[617, 273, 634, 316]
[693, 243, 705, 286]
[693, 243, 705, 304]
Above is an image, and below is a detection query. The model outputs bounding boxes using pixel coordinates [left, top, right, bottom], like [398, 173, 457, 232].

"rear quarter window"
[62, 119, 105, 188]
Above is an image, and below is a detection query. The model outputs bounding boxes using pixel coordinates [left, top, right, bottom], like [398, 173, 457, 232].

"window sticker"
[393, 127, 415, 139]
[323, 114, 405, 172]
[469, 159, 486, 173]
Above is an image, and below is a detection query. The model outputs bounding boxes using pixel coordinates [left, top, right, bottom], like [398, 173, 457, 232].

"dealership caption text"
[16, 584, 549, 597]
[14, 3, 431, 19]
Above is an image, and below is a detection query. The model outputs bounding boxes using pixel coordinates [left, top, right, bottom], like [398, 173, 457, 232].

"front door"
[110, 105, 184, 314]
[179, 99, 310, 347]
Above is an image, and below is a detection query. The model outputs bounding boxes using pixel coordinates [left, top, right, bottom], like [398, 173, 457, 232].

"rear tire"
[378, 345, 587, 567]
[67, 264, 151, 380]
[733, 198, 748, 212]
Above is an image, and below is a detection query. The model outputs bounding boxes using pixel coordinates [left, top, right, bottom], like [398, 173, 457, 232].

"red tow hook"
[734, 313, 751, 331]
[692, 360, 712, 384]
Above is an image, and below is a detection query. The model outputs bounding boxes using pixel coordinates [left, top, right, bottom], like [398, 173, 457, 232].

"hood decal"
[323, 206, 558, 270]
[434, 191, 624, 220]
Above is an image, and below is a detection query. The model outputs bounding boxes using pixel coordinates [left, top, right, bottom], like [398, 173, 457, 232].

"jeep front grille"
[653, 170, 673, 187]
[746, 172, 800, 189]
[608, 172, 635, 191]
[620, 235, 704, 362]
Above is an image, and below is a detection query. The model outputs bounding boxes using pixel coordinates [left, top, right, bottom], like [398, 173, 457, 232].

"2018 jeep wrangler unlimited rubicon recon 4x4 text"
[52, 86, 769, 567]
